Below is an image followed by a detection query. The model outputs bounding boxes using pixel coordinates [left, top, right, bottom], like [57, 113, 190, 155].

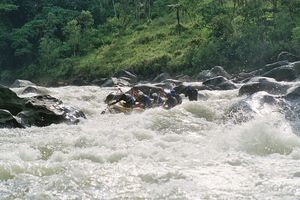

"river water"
[1, 86, 300, 199]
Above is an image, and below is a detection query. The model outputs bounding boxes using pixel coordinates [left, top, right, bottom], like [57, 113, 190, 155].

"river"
[1, 85, 300, 199]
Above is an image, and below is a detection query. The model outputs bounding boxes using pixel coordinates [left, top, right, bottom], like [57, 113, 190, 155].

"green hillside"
[0, 0, 299, 85]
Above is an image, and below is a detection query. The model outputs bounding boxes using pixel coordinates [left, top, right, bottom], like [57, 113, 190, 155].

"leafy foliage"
[0, 0, 299, 84]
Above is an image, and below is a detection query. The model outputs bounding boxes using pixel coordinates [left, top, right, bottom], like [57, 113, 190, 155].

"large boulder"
[262, 65, 297, 81]
[19, 95, 86, 127]
[0, 85, 25, 115]
[11, 79, 36, 88]
[202, 76, 237, 90]
[0, 85, 86, 128]
[285, 85, 300, 100]
[21, 86, 48, 95]
[239, 77, 289, 96]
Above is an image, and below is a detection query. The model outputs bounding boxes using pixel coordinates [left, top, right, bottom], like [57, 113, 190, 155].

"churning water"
[1, 86, 300, 199]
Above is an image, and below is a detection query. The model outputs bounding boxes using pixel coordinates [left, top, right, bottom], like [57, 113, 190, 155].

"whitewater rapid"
[1, 86, 300, 199]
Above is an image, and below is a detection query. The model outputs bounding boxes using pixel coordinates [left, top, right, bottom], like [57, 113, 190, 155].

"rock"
[20, 86, 48, 95]
[163, 79, 183, 86]
[264, 60, 290, 71]
[198, 70, 214, 81]
[101, 77, 131, 87]
[233, 69, 267, 83]
[0, 85, 86, 128]
[20, 95, 86, 127]
[227, 92, 281, 124]
[292, 61, 300, 74]
[0, 109, 23, 128]
[239, 77, 289, 96]
[115, 70, 138, 83]
[177, 75, 191, 82]
[198, 66, 231, 81]
[0, 85, 25, 115]
[11, 79, 36, 88]
[262, 65, 297, 81]
[152, 73, 171, 83]
[277, 51, 299, 62]
[211, 66, 232, 79]
[285, 85, 300, 100]
[202, 76, 237, 90]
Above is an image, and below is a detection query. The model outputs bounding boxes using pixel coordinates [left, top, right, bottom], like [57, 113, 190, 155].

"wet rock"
[277, 51, 299, 62]
[163, 79, 183, 86]
[11, 79, 36, 88]
[0, 85, 25, 115]
[198, 66, 231, 81]
[239, 77, 289, 96]
[264, 60, 290, 71]
[0, 85, 86, 128]
[202, 76, 237, 90]
[20, 95, 86, 127]
[21, 86, 48, 95]
[101, 77, 131, 87]
[211, 66, 232, 79]
[292, 61, 300, 74]
[152, 73, 171, 83]
[115, 70, 138, 83]
[262, 65, 297, 81]
[0, 109, 23, 128]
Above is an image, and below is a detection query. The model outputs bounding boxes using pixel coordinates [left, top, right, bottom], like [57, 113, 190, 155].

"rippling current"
[1, 86, 300, 200]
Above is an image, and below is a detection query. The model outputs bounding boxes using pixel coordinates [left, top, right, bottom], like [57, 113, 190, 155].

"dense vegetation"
[0, 0, 300, 85]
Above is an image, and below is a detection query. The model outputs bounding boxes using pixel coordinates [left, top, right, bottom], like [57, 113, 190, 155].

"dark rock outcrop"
[262, 65, 297, 81]
[0, 109, 23, 128]
[0, 86, 86, 128]
[239, 77, 290, 96]
[202, 76, 237, 90]
[0, 85, 25, 115]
